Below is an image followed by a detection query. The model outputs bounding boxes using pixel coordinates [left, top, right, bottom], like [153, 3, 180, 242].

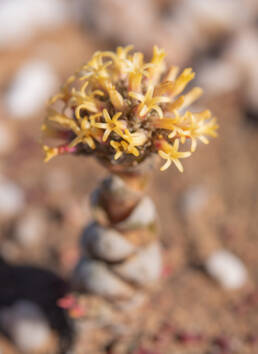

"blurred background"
[0, 0, 258, 353]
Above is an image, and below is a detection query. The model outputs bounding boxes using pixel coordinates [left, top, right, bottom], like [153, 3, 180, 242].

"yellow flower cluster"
[42, 45, 218, 172]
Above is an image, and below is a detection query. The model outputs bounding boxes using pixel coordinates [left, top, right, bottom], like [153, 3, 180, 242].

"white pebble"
[181, 185, 209, 215]
[224, 28, 258, 110]
[0, 0, 69, 48]
[180, 0, 252, 33]
[81, 223, 136, 262]
[205, 249, 248, 289]
[15, 209, 45, 247]
[0, 178, 25, 218]
[112, 242, 162, 286]
[0, 300, 52, 353]
[225, 28, 258, 74]
[197, 60, 240, 95]
[5, 60, 58, 119]
[73, 258, 134, 299]
[116, 196, 157, 230]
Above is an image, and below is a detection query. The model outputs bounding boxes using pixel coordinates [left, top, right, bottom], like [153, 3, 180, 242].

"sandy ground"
[0, 4, 258, 352]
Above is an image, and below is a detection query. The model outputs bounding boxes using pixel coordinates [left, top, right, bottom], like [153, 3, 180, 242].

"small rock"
[197, 59, 240, 95]
[205, 249, 248, 289]
[0, 0, 69, 48]
[0, 177, 25, 218]
[178, 0, 252, 35]
[112, 242, 162, 286]
[73, 258, 134, 299]
[0, 300, 54, 354]
[81, 223, 136, 262]
[5, 59, 58, 119]
[225, 28, 258, 74]
[15, 209, 46, 247]
[181, 185, 209, 215]
[166, 0, 253, 58]
[223, 27, 258, 110]
[116, 196, 157, 231]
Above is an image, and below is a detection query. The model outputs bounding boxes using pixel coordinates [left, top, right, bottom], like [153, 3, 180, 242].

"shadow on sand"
[0, 257, 74, 353]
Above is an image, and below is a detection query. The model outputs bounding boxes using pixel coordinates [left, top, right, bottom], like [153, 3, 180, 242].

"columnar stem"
[73, 169, 162, 302]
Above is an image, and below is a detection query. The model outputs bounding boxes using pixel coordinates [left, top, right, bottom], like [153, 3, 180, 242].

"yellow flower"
[43, 144, 78, 162]
[92, 109, 125, 142]
[69, 81, 103, 113]
[158, 139, 191, 172]
[46, 108, 80, 134]
[154, 68, 195, 99]
[100, 45, 134, 77]
[162, 86, 203, 115]
[154, 112, 189, 143]
[186, 111, 219, 152]
[69, 133, 95, 150]
[101, 80, 124, 110]
[163, 65, 179, 82]
[110, 139, 139, 159]
[79, 81, 104, 100]
[148, 46, 166, 85]
[121, 140, 139, 157]
[43, 146, 59, 163]
[68, 115, 96, 149]
[126, 52, 153, 92]
[110, 140, 124, 160]
[80, 52, 111, 80]
[155, 107, 218, 151]
[123, 129, 147, 146]
[171, 68, 195, 97]
[129, 85, 170, 118]
[116, 45, 134, 60]
[110, 128, 146, 160]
